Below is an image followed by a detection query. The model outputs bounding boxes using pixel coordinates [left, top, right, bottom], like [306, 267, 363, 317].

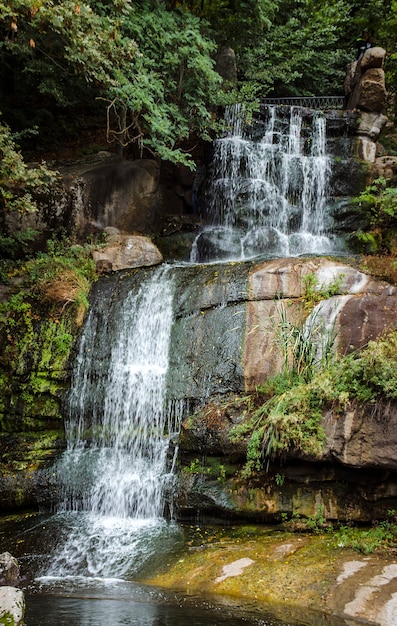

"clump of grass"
[20, 239, 97, 324]
[335, 515, 397, 554]
[0, 239, 98, 372]
[232, 298, 397, 476]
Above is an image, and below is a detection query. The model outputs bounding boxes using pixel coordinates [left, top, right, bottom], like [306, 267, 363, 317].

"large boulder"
[357, 111, 388, 141]
[345, 47, 387, 118]
[372, 155, 397, 180]
[91, 234, 163, 273]
[360, 46, 386, 71]
[357, 67, 387, 113]
[22, 156, 165, 244]
[72, 158, 162, 238]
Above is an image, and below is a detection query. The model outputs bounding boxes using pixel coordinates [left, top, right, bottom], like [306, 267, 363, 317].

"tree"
[0, 120, 58, 257]
[0, 0, 223, 165]
[237, 0, 353, 97]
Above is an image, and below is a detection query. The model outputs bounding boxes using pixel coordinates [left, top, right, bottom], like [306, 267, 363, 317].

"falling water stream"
[4, 105, 352, 625]
[40, 266, 179, 581]
[191, 105, 343, 263]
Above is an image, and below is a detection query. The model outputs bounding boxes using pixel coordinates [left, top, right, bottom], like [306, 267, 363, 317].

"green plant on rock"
[349, 230, 380, 254]
[334, 330, 397, 402]
[234, 309, 397, 476]
[0, 238, 98, 426]
[270, 299, 337, 383]
[275, 472, 284, 486]
[183, 458, 205, 475]
[335, 516, 397, 554]
[350, 177, 397, 254]
[301, 271, 345, 309]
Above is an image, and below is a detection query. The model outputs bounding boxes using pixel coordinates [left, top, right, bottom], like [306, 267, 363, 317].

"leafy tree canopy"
[0, 0, 396, 218]
[0, 0, 222, 164]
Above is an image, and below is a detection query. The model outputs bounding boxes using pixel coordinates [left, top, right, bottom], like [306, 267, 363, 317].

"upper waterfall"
[191, 104, 344, 263]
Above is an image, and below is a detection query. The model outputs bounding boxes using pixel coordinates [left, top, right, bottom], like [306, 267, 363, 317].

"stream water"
[2, 105, 353, 625]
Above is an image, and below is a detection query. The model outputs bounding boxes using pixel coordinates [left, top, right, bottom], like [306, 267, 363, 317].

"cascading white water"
[191, 104, 342, 263]
[44, 266, 181, 580]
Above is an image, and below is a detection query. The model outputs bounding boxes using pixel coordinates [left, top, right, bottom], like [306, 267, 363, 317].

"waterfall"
[191, 104, 342, 263]
[44, 266, 181, 580]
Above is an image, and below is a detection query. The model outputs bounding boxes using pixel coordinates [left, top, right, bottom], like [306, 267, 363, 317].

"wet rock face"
[75, 159, 162, 237]
[243, 257, 397, 389]
[30, 156, 164, 243]
[323, 399, 397, 470]
[173, 257, 397, 523]
[4, 256, 397, 518]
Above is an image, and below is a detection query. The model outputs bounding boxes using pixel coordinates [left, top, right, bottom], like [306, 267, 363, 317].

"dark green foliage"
[349, 177, 397, 254]
[0, 121, 58, 257]
[0, 0, 223, 166]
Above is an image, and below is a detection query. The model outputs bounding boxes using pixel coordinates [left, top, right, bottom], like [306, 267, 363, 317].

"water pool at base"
[0, 512, 351, 626]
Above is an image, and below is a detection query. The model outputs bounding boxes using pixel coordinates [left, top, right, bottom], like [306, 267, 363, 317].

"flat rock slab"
[214, 557, 255, 583]
[144, 530, 397, 626]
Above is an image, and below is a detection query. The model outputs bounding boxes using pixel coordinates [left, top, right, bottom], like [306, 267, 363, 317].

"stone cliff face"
[2, 256, 397, 520]
[1, 72, 396, 516]
[171, 257, 397, 523]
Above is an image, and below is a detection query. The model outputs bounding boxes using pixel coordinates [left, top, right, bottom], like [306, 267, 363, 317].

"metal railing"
[261, 96, 345, 110]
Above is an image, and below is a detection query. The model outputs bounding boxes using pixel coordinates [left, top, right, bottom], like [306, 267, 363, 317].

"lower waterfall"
[44, 266, 182, 580]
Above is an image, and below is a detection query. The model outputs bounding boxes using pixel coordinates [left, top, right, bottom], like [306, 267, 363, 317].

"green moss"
[334, 516, 397, 554]
[1, 429, 64, 470]
[348, 230, 380, 254]
[0, 239, 98, 484]
[349, 177, 397, 254]
[181, 457, 239, 483]
[0, 612, 19, 625]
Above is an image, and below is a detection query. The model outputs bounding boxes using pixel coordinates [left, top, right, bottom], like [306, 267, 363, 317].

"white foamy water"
[192, 104, 342, 262]
[44, 266, 180, 579]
